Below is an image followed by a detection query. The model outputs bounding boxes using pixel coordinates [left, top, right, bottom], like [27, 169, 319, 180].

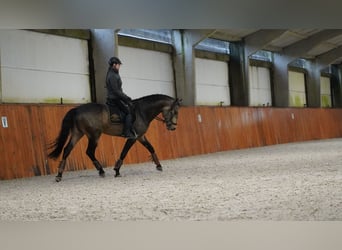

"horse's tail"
[48, 108, 77, 159]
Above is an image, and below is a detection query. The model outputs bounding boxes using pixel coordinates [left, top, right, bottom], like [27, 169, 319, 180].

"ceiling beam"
[185, 29, 217, 46]
[283, 29, 342, 57]
[244, 29, 287, 55]
[316, 45, 342, 65]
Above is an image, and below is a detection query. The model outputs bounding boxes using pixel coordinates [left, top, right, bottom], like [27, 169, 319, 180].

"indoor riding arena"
[1, 29, 342, 221]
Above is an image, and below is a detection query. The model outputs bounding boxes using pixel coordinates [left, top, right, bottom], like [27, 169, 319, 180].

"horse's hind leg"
[86, 135, 105, 177]
[56, 130, 83, 182]
[56, 160, 67, 182]
[138, 136, 162, 171]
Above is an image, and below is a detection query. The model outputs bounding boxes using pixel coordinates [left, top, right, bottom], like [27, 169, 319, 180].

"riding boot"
[122, 113, 137, 139]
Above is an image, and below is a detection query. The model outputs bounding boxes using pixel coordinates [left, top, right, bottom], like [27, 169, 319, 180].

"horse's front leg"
[114, 138, 136, 177]
[86, 135, 105, 177]
[138, 136, 162, 171]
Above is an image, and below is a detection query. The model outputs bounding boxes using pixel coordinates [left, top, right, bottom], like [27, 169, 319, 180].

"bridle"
[154, 98, 180, 126]
[154, 113, 178, 126]
[154, 116, 169, 123]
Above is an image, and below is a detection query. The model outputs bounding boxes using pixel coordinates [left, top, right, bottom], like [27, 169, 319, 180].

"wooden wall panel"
[2, 104, 342, 180]
[0, 105, 37, 179]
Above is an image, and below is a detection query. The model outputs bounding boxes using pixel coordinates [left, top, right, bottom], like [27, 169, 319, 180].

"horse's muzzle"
[166, 120, 177, 131]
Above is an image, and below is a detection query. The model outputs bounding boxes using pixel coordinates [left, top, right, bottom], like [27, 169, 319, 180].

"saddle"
[106, 103, 125, 123]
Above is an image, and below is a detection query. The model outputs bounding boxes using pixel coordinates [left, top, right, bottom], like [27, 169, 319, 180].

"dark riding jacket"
[106, 67, 131, 104]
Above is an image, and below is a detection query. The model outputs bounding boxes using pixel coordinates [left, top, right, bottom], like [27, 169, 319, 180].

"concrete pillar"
[90, 29, 117, 104]
[172, 30, 195, 106]
[305, 61, 324, 107]
[316, 46, 342, 107]
[171, 29, 215, 106]
[171, 30, 185, 104]
[229, 42, 248, 106]
[331, 65, 342, 107]
[272, 53, 295, 107]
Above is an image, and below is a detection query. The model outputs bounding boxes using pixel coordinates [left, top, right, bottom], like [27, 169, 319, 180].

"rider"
[106, 56, 137, 139]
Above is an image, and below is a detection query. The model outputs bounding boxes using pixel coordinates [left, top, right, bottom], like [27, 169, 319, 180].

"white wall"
[195, 57, 230, 106]
[289, 71, 306, 107]
[0, 30, 90, 103]
[118, 45, 175, 99]
[249, 66, 272, 106]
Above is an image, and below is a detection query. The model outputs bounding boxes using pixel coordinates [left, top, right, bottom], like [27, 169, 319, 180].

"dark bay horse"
[48, 94, 181, 182]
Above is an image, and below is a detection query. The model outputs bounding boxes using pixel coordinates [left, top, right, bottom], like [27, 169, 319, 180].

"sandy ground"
[1, 138, 342, 221]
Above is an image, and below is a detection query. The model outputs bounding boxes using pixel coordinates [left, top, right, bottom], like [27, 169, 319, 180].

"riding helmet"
[108, 57, 122, 66]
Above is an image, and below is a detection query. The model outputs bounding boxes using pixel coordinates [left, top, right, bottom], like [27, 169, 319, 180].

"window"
[0, 30, 90, 103]
[118, 46, 175, 99]
[249, 50, 272, 62]
[118, 29, 172, 44]
[289, 70, 307, 107]
[195, 57, 230, 106]
[249, 66, 272, 106]
[320, 76, 332, 108]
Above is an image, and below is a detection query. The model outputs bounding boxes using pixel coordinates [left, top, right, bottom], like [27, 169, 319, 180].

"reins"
[154, 116, 166, 123]
[154, 115, 178, 126]
[154, 98, 181, 125]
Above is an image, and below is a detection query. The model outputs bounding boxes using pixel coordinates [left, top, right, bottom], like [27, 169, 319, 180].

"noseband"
[155, 115, 178, 126]
[154, 99, 180, 126]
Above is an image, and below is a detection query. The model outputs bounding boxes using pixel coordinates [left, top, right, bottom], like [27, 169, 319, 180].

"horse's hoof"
[99, 171, 105, 177]
[55, 176, 62, 182]
[156, 165, 163, 171]
[114, 170, 121, 177]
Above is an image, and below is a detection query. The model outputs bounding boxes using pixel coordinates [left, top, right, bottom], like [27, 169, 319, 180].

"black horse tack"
[48, 94, 181, 182]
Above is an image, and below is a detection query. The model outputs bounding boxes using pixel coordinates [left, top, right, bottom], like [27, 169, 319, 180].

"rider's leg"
[119, 101, 136, 138]
[122, 113, 136, 138]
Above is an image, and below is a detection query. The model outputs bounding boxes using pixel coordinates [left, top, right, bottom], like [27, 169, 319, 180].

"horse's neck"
[138, 99, 170, 122]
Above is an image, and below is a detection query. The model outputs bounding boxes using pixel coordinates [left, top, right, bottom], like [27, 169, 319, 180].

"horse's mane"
[133, 94, 174, 104]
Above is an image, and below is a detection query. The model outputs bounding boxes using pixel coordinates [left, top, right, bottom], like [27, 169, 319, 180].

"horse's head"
[161, 98, 182, 131]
